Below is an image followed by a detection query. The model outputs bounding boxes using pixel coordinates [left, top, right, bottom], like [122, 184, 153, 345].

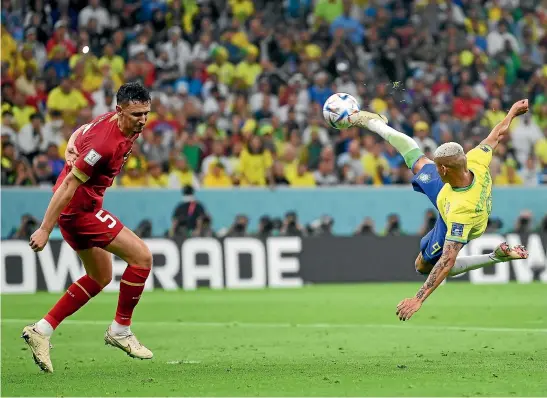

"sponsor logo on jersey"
[451, 223, 464, 237]
[480, 145, 491, 153]
[418, 173, 431, 183]
[84, 149, 102, 166]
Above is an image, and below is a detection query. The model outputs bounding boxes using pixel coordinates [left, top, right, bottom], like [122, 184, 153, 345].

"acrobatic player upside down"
[24, 82, 153, 373]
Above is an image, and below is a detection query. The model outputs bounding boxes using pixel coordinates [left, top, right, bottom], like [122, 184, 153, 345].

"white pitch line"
[2, 319, 546, 334]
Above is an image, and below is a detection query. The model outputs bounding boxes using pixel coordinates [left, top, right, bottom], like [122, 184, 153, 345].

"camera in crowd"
[306, 215, 334, 236]
[9, 214, 40, 239]
[355, 217, 375, 236]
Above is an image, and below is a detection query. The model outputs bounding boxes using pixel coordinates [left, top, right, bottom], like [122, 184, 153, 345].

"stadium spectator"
[32, 153, 56, 187]
[290, 163, 316, 187]
[362, 141, 391, 185]
[520, 156, 541, 186]
[337, 139, 368, 184]
[384, 213, 403, 236]
[192, 214, 216, 237]
[168, 155, 200, 189]
[120, 157, 147, 187]
[419, 209, 438, 236]
[271, 160, 291, 186]
[0, 0, 545, 192]
[307, 215, 335, 236]
[46, 77, 88, 125]
[225, 214, 249, 237]
[17, 113, 56, 162]
[203, 161, 233, 187]
[171, 185, 207, 235]
[7, 214, 40, 240]
[354, 217, 376, 236]
[494, 158, 524, 185]
[147, 160, 169, 188]
[255, 215, 274, 238]
[513, 210, 534, 234]
[240, 135, 272, 186]
[78, 0, 110, 35]
[46, 143, 65, 179]
[201, 139, 230, 177]
[314, 156, 339, 186]
[134, 219, 153, 239]
[281, 211, 305, 237]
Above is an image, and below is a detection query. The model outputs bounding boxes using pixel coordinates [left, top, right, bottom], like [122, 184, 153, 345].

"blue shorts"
[411, 164, 448, 266]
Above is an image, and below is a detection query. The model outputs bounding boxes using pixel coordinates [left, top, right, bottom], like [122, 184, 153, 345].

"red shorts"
[58, 209, 124, 251]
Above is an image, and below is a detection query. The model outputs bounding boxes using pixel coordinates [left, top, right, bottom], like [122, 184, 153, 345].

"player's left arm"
[415, 240, 463, 302]
[481, 99, 528, 151]
[64, 124, 89, 167]
[396, 241, 464, 321]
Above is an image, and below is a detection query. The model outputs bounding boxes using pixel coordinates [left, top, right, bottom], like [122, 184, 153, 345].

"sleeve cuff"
[446, 237, 468, 244]
[72, 167, 90, 183]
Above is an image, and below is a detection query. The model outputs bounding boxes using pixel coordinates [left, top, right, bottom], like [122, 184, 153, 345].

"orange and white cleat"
[104, 327, 153, 360]
[493, 242, 529, 261]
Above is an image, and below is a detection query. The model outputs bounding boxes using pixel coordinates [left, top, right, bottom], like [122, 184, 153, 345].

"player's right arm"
[481, 99, 528, 151]
[29, 172, 83, 252]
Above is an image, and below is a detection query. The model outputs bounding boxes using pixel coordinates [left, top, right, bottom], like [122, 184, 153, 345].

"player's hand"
[29, 227, 50, 252]
[65, 144, 79, 168]
[509, 99, 528, 117]
[396, 297, 422, 321]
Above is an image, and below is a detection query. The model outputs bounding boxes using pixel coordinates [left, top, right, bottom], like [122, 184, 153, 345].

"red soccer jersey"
[54, 112, 137, 214]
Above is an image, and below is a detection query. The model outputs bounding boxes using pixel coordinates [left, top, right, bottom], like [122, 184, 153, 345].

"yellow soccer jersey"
[436, 144, 493, 244]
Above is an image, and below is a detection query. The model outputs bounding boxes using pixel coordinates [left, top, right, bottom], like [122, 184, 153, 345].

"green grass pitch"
[2, 283, 546, 396]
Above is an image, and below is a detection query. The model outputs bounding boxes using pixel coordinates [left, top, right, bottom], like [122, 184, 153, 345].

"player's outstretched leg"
[104, 227, 153, 360]
[449, 242, 529, 276]
[22, 248, 112, 373]
[351, 111, 426, 173]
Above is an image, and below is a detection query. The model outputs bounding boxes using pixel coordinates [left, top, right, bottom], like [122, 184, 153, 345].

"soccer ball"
[322, 93, 360, 129]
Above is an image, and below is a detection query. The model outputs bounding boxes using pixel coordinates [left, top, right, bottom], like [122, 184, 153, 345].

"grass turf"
[1, 283, 546, 397]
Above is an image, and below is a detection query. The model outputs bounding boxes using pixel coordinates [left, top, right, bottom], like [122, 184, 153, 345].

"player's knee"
[89, 273, 112, 288]
[136, 244, 153, 269]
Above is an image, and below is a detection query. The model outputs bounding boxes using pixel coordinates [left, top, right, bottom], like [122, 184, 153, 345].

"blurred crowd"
[1, 0, 547, 189]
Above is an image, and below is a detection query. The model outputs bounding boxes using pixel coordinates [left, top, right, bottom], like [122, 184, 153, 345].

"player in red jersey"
[22, 83, 154, 373]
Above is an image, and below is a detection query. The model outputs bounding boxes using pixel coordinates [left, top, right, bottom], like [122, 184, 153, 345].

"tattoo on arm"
[415, 241, 463, 302]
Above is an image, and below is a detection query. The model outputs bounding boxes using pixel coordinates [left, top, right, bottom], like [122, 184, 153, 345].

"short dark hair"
[30, 112, 44, 122]
[116, 82, 151, 106]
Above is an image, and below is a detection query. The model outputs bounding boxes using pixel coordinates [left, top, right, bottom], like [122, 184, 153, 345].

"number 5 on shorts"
[95, 209, 117, 228]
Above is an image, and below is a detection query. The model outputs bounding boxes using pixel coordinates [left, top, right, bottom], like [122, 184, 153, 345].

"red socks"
[42, 266, 150, 330]
[44, 275, 103, 329]
[115, 265, 151, 326]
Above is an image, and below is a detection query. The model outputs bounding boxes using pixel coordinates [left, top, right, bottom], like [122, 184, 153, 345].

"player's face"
[117, 102, 151, 134]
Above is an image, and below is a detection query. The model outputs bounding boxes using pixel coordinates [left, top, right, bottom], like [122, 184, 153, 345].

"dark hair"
[30, 112, 44, 122]
[116, 82, 151, 106]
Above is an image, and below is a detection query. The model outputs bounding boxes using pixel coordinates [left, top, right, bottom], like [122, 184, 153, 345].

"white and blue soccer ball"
[322, 93, 360, 129]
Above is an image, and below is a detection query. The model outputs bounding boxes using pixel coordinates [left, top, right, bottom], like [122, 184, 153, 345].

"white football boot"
[21, 324, 54, 373]
[349, 110, 389, 128]
[104, 327, 153, 360]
